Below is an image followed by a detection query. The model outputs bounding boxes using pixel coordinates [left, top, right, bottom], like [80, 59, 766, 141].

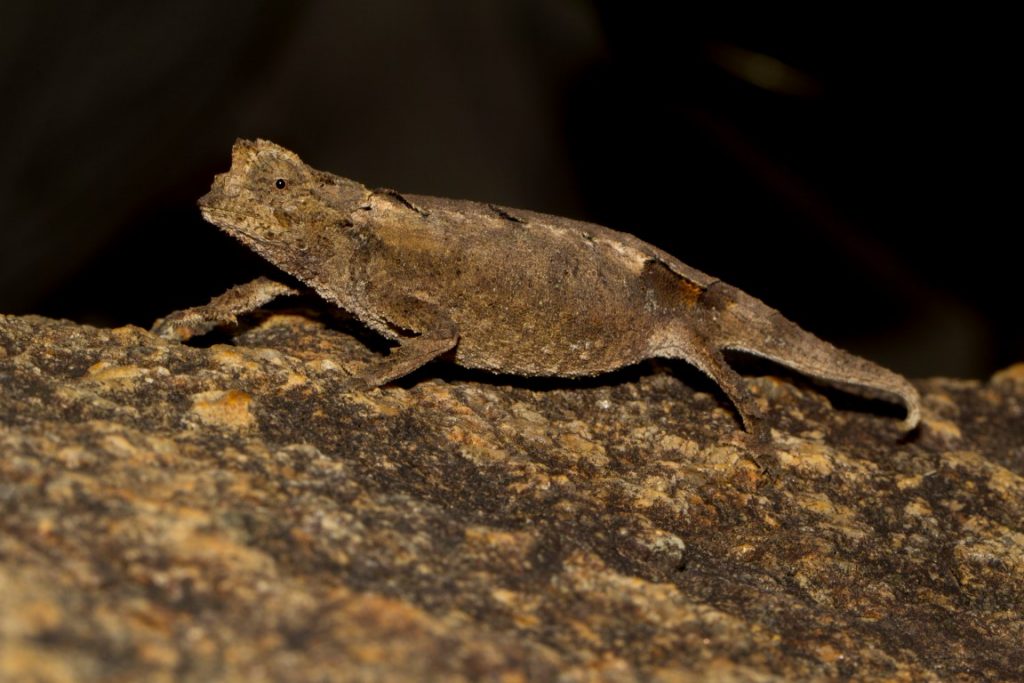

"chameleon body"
[155, 139, 921, 438]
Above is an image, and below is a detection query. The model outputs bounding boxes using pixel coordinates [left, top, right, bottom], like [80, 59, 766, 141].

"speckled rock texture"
[1, 311, 1022, 682]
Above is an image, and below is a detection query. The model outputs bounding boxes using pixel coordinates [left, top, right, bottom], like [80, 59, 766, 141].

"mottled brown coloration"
[155, 139, 920, 436]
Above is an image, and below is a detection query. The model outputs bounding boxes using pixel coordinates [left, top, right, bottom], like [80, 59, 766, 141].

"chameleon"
[154, 138, 921, 440]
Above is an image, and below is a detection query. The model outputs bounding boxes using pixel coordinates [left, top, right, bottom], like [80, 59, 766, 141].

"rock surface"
[1, 311, 1022, 682]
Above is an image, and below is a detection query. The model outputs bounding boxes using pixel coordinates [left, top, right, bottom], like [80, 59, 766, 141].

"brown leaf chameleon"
[154, 139, 921, 439]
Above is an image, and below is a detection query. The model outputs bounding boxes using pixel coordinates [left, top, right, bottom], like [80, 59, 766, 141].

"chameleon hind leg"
[649, 327, 768, 442]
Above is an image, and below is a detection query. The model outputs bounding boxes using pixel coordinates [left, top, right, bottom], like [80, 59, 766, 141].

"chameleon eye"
[275, 178, 286, 189]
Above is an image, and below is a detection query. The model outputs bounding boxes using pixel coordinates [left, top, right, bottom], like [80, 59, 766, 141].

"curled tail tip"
[898, 387, 922, 432]
[900, 406, 921, 432]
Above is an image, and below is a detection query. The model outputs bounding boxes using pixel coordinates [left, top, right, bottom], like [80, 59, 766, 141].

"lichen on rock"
[1, 313, 1022, 681]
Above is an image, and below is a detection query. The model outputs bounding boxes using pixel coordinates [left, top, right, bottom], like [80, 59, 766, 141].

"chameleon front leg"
[151, 276, 299, 341]
[350, 295, 459, 388]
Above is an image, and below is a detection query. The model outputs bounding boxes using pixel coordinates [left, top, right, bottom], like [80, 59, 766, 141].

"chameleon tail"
[703, 282, 921, 431]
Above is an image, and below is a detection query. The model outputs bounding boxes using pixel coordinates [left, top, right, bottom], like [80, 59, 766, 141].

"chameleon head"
[197, 139, 369, 272]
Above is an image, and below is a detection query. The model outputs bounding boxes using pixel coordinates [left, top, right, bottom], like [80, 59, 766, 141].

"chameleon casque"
[155, 139, 921, 439]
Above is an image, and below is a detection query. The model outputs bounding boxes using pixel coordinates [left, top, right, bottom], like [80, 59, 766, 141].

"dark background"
[1, 3, 1016, 378]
